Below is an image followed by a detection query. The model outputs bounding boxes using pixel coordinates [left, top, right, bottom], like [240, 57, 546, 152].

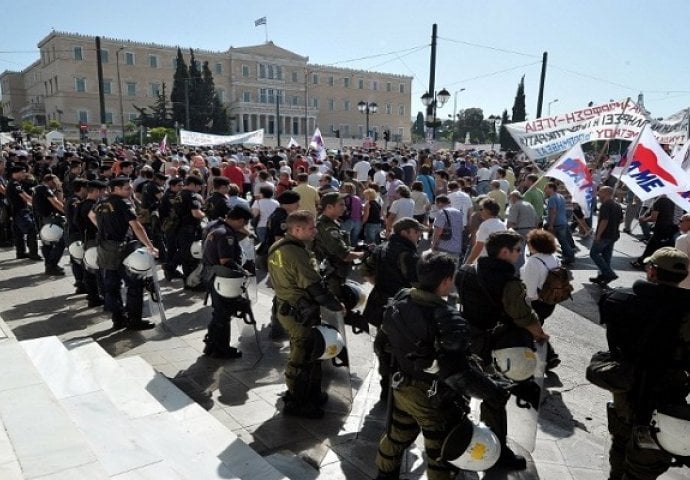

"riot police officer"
[360, 217, 423, 398]
[33, 174, 66, 275]
[65, 178, 88, 291]
[204, 176, 233, 221]
[375, 252, 510, 479]
[90, 176, 158, 330]
[597, 247, 690, 480]
[77, 180, 107, 307]
[139, 172, 166, 260]
[160, 177, 184, 280]
[6, 164, 41, 261]
[313, 192, 365, 300]
[268, 210, 344, 419]
[171, 175, 205, 288]
[201, 204, 253, 359]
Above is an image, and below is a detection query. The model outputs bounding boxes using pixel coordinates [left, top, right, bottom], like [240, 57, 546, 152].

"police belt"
[392, 370, 436, 388]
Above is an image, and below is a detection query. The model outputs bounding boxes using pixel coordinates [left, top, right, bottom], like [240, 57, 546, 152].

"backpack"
[534, 257, 573, 304]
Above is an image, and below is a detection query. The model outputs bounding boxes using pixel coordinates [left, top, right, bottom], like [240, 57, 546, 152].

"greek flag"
[254, 17, 266, 27]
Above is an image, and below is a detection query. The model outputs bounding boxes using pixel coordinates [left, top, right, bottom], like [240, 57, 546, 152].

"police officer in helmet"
[201, 204, 253, 359]
[6, 164, 41, 261]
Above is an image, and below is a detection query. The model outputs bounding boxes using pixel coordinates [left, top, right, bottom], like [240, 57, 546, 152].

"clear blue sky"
[2, 0, 689, 121]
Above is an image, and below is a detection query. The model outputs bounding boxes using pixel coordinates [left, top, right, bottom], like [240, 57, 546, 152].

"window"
[73, 46, 83, 61]
[386, 103, 392, 115]
[215, 63, 223, 74]
[126, 82, 136, 96]
[100, 49, 109, 63]
[311, 97, 319, 108]
[292, 96, 299, 106]
[328, 99, 334, 111]
[128, 113, 138, 122]
[358, 125, 364, 138]
[276, 66, 282, 80]
[292, 119, 300, 134]
[259, 64, 266, 79]
[398, 127, 404, 138]
[328, 76, 334, 87]
[399, 104, 405, 116]
[102, 80, 112, 95]
[243, 91, 251, 103]
[217, 89, 226, 103]
[312, 73, 319, 85]
[267, 65, 274, 79]
[358, 79, 364, 89]
[342, 125, 350, 137]
[150, 82, 161, 97]
[242, 65, 250, 77]
[105, 112, 113, 124]
[125, 52, 135, 65]
[292, 71, 298, 82]
[78, 110, 88, 123]
[343, 77, 350, 88]
[399, 83, 405, 93]
[372, 80, 379, 91]
[75, 77, 86, 92]
[260, 88, 277, 104]
[149, 55, 158, 68]
[386, 82, 392, 92]
[344, 100, 351, 112]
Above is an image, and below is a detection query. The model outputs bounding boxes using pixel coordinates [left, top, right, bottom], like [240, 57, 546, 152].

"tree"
[412, 111, 425, 139]
[47, 119, 61, 131]
[187, 50, 205, 131]
[511, 75, 527, 123]
[170, 47, 188, 128]
[500, 109, 519, 151]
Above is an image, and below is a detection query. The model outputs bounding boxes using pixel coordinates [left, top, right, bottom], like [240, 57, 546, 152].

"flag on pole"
[309, 128, 326, 161]
[618, 126, 690, 201]
[667, 141, 690, 211]
[544, 143, 594, 217]
[159, 134, 167, 153]
[287, 137, 300, 148]
[254, 16, 266, 26]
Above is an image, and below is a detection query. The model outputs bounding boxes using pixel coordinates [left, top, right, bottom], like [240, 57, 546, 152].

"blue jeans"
[341, 219, 362, 246]
[553, 224, 575, 261]
[589, 237, 616, 278]
[363, 223, 382, 244]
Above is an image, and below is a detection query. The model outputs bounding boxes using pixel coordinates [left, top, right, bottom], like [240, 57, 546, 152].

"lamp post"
[488, 114, 501, 151]
[115, 47, 125, 144]
[452, 88, 466, 143]
[421, 88, 450, 140]
[548, 98, 558, 116]
[357, 101, 377, 138]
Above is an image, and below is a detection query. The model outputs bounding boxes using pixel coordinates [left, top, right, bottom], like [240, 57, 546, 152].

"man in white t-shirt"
[475, 161, 492, 194]
[675, 213, 690, 289]
[447, 180, 473, 227]
[353, 156, 372, 182]
[464, 197, 506, 265]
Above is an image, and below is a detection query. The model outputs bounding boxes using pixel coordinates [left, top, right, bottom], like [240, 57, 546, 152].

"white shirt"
[475, 217, 507, 258]
[308, 172, 322, 187]
[253, 198, 279, 228]
[676, 233, 690, 289]
[447, 190, 473, 225]
[521, 253, 561, 300]
[354, 160, 372, 182]
[389, 198, 415, 221]
[373, 170, 387, 188]
[476, 167, 491, 181]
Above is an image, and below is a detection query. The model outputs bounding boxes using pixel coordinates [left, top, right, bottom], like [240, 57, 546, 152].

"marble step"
[0, 339, 109, 480]
[21, 336, 242, 480]
[117, 355, 287, 480]
[264, 450, 320, 480]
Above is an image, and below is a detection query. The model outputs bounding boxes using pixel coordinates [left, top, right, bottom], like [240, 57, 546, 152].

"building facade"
[0, 31, 412, 144]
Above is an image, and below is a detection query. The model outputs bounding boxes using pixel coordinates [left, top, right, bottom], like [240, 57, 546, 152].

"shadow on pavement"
[538, 389, 586, 438]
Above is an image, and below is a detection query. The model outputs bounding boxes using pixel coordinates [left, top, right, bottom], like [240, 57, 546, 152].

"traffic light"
[374, 131, 378, 141]
[334, 129, 340, 138]
[383, 130, 390, 142]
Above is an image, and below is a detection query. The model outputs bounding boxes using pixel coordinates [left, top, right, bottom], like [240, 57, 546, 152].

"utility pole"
[184, 79, 190, 130]
[115, 47, 125, 144]
[304, 69, 309, 148]
[95, 37, 107, 140]
[536, 51, 548, 119]
[427, 24, 438, 140]
[276, 90, 281, 147]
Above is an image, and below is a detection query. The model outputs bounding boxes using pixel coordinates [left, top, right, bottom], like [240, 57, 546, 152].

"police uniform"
[201, 216, 245, 358]
[64, 184, 86, 290]
[268, 233, 342, 419]
[6, 166, 40, 260]
[33, 181, 65, 274]
[159, 181, 181, 279]
[204, 191, 232, 221]
[598, 248, 690, 480]
[375, 286, 509, 480]
[77, 186, 104, 306]
[140, 175, 166, 260]
[313, 214, 352, 299]
[93, 183, 151, 329]
[172, 187, 204, 282]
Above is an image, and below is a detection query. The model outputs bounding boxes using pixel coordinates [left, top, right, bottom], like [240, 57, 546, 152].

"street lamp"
[115, 47, 125, 144]
[548, 98, 559, 116]
[421, 87, 450, 139]
[488, 114, 501, 151]
[452, 88, 466, 143]
[357, 101, 377, 138]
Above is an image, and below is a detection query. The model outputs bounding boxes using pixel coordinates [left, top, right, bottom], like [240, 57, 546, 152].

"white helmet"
[40, 223, 63, 243]
[200, 217, 209, 230]
[123, 248, 155, 277]
[68, 241, 85, 262]
[441, 419, 501, 471]
[651, 405, 690, 456]
[341, 281, 367, 311]
[213, 271, 246, 299]
[492, 347, 537, 382]
[190, 240, 203, 259]
[83, 246, 99, 271]
[312, 324, 345, 360]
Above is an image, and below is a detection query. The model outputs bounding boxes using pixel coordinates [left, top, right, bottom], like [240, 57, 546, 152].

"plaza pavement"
[0, 223, 686, 480]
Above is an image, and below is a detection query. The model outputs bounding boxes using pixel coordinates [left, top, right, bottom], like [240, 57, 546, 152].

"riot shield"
[505, 341, 547, 453]
[230, 276, 263, 366]
[320, 307, 353, 412]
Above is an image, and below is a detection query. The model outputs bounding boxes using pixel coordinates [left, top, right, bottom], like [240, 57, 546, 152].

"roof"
[228, 41, 308, 62]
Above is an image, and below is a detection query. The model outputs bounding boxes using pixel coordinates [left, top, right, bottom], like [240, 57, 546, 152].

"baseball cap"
[393, 217, 428, 234]
[644, 247, 689, 275]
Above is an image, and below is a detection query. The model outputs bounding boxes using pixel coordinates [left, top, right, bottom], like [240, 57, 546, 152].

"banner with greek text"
[650, 108, 690, 146]
[505, 100, 648, 160]
[544, 144, 594, 217]
[179, 129, 264, 146]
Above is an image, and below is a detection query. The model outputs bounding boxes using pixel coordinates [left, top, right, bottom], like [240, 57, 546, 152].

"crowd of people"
[0, 139, 688, 479]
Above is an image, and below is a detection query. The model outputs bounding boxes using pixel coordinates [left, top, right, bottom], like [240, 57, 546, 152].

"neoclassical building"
[0, 31, 412, 143]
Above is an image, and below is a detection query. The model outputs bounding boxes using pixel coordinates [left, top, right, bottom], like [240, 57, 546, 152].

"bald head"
[598, 186, 614, 200]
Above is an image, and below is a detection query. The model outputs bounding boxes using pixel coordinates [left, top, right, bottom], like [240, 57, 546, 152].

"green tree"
[47, 119, 61, 131]
[170, 47, 188, 128]
[412, 111, 425, 139]
[187, 50, 206, 131]
[148, 126, 177, 143]
[500, 109, 519, 151]
[511, 75, 526, 123]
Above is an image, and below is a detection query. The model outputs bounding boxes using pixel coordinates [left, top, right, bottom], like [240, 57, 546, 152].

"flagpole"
[264, 20, 268, 43]
[593, 97, 632, 172]
[612, 122, 647, 199]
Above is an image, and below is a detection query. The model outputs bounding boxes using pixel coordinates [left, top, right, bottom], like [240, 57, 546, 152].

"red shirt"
[222, 165, 245, 192]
